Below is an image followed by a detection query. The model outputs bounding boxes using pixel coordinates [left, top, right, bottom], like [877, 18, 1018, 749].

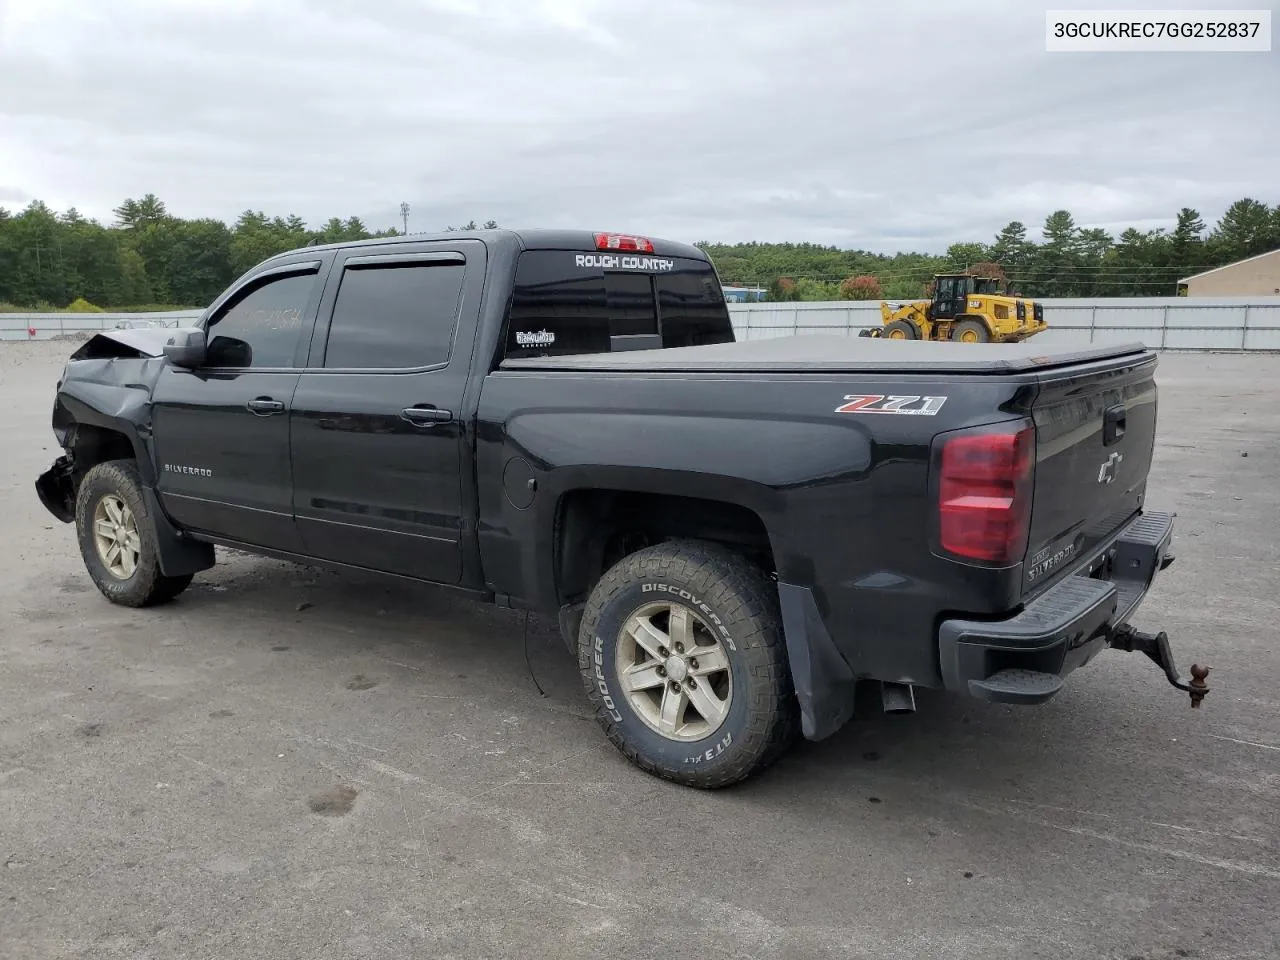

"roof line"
[1179, 246, 1280, 283]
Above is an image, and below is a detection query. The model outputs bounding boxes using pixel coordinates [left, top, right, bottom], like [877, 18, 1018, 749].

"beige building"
[1178, 247, 1280, 297]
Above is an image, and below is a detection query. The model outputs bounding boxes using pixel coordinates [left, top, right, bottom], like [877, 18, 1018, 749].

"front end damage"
[36, 455, 78, 523]
[31, 327, 216, 579]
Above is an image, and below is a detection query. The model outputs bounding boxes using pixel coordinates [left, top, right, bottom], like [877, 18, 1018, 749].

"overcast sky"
[0, 0, 1276, 252]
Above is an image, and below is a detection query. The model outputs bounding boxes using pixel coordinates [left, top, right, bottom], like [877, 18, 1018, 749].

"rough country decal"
[574, 254, 675, 272]
[640, 584, 737, 651]
[515, 329, 555, 347]
[593, 635, 623, 722]
[834, 395, 948, 416]
[164, 463, 212, 477]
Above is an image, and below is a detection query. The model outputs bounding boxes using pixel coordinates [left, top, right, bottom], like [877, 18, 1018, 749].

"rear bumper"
[938, 510, 1175, 705]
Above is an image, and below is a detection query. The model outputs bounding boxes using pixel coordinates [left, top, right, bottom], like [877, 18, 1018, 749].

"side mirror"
[163, 329, 207, 368]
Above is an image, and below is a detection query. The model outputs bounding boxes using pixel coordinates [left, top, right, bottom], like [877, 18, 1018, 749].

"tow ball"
[1110, 625, 1211, 708]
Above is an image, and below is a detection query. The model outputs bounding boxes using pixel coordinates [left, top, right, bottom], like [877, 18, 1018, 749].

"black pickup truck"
[35, 228, 1208, 788]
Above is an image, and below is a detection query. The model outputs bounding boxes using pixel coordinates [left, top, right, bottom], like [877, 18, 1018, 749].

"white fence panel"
[727, 297, 1280, 352]
[3, 300, 1280, 350]
[1165, 305, 1243, 328]
[0, 310, 203, 341]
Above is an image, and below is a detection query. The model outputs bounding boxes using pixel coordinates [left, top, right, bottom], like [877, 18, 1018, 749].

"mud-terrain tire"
[578, 540, 799, 788]
[74, 460, 193, 607]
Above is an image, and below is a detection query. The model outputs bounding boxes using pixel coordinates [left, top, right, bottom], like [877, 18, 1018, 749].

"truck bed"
[500, 333, 1149, 376]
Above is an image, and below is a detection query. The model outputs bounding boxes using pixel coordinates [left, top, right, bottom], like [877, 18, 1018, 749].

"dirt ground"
[2, 338, 1278, 960]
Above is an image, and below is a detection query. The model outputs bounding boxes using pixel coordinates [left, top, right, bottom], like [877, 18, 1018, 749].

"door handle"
[247, 397, 285, 415]
[401, 406, 453, 426]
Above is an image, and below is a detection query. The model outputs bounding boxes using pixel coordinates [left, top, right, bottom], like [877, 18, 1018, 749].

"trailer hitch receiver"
[1110, 625, 1210, 708]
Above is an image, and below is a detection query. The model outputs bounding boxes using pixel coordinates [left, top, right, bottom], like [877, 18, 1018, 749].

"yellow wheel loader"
[858, 274, 1047, 343]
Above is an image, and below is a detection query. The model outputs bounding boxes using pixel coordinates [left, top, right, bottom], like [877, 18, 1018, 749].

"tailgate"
[1022, 352, 1159, 596]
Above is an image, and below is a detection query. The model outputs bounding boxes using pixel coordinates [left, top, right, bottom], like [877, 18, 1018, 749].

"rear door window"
[322, 259, 465, 369]
[504, 250, 731, 359]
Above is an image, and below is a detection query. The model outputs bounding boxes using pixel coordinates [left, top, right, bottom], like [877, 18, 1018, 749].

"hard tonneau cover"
[500, 334, 1150, 376]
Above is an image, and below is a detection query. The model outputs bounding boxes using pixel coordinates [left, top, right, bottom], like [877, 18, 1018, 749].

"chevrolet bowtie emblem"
[1097, 451, 1123, 484]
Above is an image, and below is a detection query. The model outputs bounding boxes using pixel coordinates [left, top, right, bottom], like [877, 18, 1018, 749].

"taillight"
[937, 424, 1034, 563]
[595, 232, 654, 253]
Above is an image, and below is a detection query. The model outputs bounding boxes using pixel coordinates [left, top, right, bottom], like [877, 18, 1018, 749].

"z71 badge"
[834, 395, 947, 416]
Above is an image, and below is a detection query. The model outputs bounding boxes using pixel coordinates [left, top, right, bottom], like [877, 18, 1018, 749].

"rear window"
[504, 250, 733, 359]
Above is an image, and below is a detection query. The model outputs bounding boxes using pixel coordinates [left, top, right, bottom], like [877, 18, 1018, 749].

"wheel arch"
[552, 483, 778, 609]
[529, 471, 778, 611]
[56, 385, 157, 484]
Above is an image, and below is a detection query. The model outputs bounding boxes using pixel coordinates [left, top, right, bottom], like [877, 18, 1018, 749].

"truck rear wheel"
[577, 540, 798, 788]
[75, 460, 194, 607]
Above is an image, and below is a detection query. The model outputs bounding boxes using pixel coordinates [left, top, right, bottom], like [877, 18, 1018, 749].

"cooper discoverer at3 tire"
[577, 540, 798, 788]
[74, 459, 194, 608]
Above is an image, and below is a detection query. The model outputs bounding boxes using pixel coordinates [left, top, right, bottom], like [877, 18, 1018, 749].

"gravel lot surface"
[2, 339, 1278, 960]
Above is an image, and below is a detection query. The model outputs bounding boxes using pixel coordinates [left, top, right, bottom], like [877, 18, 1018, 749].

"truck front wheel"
[577, 540, 798, 788]
[75, 460, 194, 607]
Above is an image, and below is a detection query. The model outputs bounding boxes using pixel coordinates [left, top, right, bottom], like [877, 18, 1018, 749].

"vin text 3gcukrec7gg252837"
[35, 228, 1210, 788]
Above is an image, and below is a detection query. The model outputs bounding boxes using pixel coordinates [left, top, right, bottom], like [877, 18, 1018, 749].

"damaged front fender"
[35, 332, 216, 578]
[52, 350, 173, 487]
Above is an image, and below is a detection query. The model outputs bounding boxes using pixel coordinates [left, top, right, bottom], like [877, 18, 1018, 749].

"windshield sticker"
[515, 329, 556, 347]
[835, 395, 948, 415]
[574, 254, 675, 272]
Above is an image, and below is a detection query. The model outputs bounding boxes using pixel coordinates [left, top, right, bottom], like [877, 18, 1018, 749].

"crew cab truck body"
[35, 228, 1206, 788]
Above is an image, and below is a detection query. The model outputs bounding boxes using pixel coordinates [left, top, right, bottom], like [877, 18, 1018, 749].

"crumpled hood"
[70, 326, 195, 360]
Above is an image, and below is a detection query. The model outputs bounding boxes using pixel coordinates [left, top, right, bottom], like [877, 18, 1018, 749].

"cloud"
[0, 0, 1275, 250]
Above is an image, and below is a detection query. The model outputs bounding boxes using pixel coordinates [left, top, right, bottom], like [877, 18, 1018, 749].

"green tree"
[343, 216, 370, 240]
[989, 221, 1034, 275]
[230, 210, 302, 275]
[113, 193, 167, 228]
[117, 248, 155, 304]
[1105, 227, 1172, 296]
[1074, 227, 1113, 296]
[945, 242, 989, 272]
[1208, 198, 1277, 262]
[163, 218, 234, 305]
[1169, 207, 1206, 283]
[1030, 210, 1081, 296]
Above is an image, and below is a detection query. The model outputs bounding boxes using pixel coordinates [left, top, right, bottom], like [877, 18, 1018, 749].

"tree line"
[0, 194, 502, 312]
[700, 198, 1280, 301]
[1, 193, 1277, 311]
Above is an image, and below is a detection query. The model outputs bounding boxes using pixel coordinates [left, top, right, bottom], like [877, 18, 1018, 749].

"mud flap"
[777, 581, 857, 741]
[143, 486, 215, 577]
